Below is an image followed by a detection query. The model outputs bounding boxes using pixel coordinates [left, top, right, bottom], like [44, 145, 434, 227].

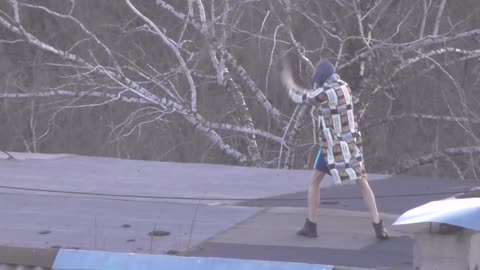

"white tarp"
[53, 250, 334, 270]
[393, 198, 480, 231]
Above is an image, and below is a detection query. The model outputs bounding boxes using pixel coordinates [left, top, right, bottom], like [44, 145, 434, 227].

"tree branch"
[433, 0, 447, 36]
[388, 146, 480, 175]
[124, 0, 198, 112]
[0, 90, 282, 144]
[401, 29, 480, 52]
[0, 12, 249, 165]
[155, 0, 288, 128]
[363, 113, 480, 129]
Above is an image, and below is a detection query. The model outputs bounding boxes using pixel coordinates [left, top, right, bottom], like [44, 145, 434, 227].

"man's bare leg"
[356, 176, 380, 223]
[297, 169, 325, 238]
[356, 167, 389, 239]
[308, 169, 326, 223]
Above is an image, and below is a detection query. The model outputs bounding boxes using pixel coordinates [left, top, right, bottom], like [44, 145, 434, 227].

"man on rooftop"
[283, 59, 389, 240]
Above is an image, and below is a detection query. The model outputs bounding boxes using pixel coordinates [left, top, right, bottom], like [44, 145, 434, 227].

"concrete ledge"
[0, 151, 74, 160]
[333, 267, 374, 270]
[0, 245, 58, 267]
[0, 246, 374, 270]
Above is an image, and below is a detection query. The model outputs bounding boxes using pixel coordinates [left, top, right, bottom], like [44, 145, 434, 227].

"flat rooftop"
[0, 152, 477, 269]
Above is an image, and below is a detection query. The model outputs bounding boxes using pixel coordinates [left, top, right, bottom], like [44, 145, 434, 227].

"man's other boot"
[373, 220, 389, 240]
[297, 218, 317, 238]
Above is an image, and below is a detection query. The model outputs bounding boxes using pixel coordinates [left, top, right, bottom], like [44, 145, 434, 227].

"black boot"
[297, 219, 317, 238]
[373, 220, 389, 240]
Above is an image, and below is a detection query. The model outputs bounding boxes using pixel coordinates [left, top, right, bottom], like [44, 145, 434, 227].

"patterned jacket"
[289, 74, 364, 184]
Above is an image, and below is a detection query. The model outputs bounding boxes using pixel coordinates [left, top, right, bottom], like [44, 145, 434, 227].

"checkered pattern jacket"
[288, 74, 364, 184]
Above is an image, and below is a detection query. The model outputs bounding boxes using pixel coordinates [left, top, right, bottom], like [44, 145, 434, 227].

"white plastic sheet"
[393, 198, 480, 231]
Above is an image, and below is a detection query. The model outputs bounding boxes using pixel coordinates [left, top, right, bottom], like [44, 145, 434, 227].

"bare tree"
[0, 0, 479, 179]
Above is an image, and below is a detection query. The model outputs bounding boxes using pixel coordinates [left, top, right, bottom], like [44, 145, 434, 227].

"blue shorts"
[314, 149, 332, 175]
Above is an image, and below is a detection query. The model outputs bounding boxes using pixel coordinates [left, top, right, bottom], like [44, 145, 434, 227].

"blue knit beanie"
[312, 60, 335, 86]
